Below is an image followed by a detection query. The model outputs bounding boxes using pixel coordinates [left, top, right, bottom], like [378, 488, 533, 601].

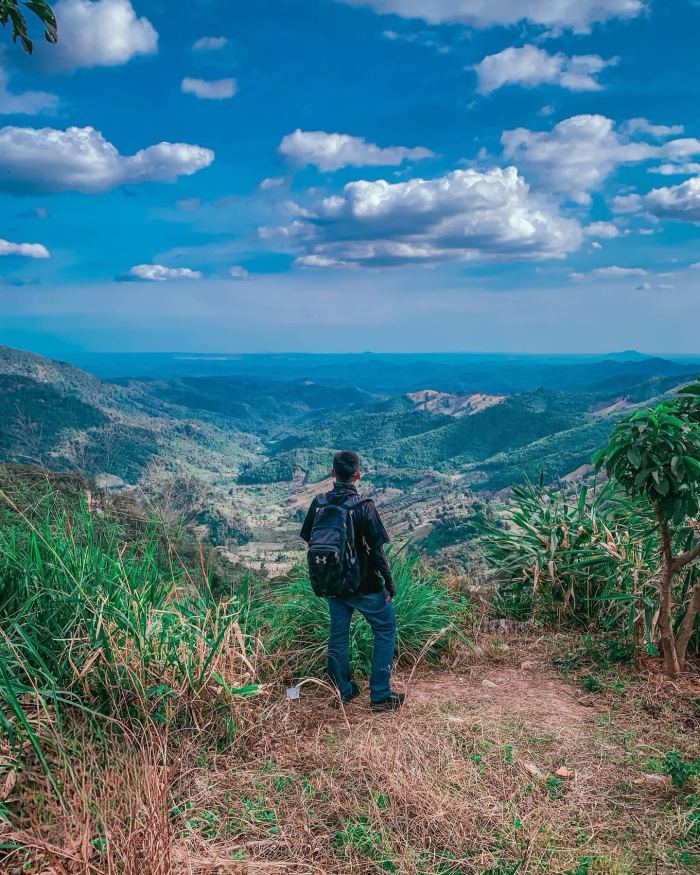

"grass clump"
[245, 551, 470, 680]
[0, 478, 258, 746]
[662, 750, 700, 789]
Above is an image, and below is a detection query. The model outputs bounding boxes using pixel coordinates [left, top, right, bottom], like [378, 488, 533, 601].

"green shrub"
[478, 477, 659, 628]
[662, 751, 700, 789]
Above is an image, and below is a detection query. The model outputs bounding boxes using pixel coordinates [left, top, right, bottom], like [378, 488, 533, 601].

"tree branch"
[673, 539, 700, 572]
[675, 574, 700, 666]
[654, 503, 673, 564]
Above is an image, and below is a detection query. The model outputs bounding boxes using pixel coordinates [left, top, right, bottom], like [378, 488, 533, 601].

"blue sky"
[0, 0, 699, 355]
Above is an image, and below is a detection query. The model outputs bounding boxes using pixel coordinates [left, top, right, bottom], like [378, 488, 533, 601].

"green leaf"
[592, 448, 606, 470]
[627, 447, 642, 468]
[651, 471, 670, 497]
[634, 470, 649, 489]
[211, 674, 260, 697]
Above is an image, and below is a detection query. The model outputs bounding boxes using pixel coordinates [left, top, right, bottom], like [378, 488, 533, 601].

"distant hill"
[64, 349, 700, 394]
[0, 343, 697, 493]
[0, 344, 697, 565]
[407, 389, 506, 417]
[0, 344, 117, 403]
[138, 376, 376, 433]
[239, 365, 698, 488]
[0, 345, 255, 482]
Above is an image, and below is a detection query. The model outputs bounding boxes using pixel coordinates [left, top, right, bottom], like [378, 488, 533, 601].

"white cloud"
[259, 176, 286, 190]
[193, 36, 228, 51]
[0, 237, 49, 258]
[269, 166, 582, 268]
[181, 77, 237, 100]
[655, 138, 700, 159]
[584, 221, 620, 238]
[0, 62, 58, 115]
[475, 45, 615, 94]
[589, 241, 602, 250]
[278, 129, 434, 172]
[501, 114, 700, 204]
[593, 265, 647, 277]
[614, 176, 700, 223]
[622, 118, 684, 138]
[0, 125, 214, 194]
[612, 195, 651, 213]
[636, 281, 652, 290]
[502, 115, 652, 204]
[569, 265, 648, 281]
[336, 0, 645, 32]
[229, 265, 251, 280]
[128, 264, 202, 281]
[382, 28, 451, 52]
[648, 162, 700, 176]
[48, 0, 157, 70]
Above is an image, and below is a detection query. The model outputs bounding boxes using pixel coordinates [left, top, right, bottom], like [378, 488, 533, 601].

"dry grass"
[3, 636, 699, 875]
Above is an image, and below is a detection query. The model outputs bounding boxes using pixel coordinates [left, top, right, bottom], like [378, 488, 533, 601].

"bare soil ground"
[4, 640, 700, 875]
[404, 666, 598, 731]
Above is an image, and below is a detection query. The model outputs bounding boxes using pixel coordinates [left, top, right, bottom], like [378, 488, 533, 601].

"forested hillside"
[0, 345, 697, 568]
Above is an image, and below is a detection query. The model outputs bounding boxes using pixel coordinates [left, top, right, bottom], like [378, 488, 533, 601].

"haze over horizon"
[1, 0, 700, 354]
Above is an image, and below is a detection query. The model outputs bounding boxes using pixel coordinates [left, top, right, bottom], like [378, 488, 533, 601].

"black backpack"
[306, 493, 369, 598]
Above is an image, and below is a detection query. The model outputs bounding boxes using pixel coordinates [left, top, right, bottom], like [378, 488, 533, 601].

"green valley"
[0, 345, 697, 574]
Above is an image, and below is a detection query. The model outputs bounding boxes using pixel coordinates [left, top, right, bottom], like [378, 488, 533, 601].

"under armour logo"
[315, 555, 327, 565]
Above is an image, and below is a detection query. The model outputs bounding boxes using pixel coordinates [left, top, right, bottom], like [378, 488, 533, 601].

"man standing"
[300, 450, 405, 711]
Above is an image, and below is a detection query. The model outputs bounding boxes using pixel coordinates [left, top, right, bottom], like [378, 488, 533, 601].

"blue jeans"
[326, 589, 397, 703]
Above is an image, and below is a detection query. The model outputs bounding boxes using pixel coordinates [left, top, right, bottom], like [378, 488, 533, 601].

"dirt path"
[399, 665, 599, 734]
[215, 655, 697, 874]
[297, 654, 603, 739]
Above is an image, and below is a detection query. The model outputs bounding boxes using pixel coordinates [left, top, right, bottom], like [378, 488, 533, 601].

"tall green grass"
[478, 476, 699, 657]
[0, 483, 256, 744]
[244, 551, 470, 679]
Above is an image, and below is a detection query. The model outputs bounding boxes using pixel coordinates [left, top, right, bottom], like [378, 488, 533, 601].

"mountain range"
[0, 345, 697, 568]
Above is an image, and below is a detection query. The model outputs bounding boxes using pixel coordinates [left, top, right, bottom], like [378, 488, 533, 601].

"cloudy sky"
[1, 0, 699, 355]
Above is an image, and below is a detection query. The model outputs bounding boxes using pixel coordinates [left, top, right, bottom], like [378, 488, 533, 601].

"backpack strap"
[339, 495, 372, 557]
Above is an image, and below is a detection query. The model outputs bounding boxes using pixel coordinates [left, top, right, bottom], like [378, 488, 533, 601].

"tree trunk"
[654, 504, 681, 677]
[659, 563, 681, 676]
[632, 610, 644, 671]
[674, 528, 700, 671]
[670, 532, 700, 672]
[674, 573, 700, 670]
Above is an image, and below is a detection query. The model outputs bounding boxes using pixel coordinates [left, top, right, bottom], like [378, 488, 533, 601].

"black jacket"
[300, 482, 394, 596]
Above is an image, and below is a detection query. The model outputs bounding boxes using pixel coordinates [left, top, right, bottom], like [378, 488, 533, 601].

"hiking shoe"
[333, 682, 360, 707]
[370, 692, 406, 712]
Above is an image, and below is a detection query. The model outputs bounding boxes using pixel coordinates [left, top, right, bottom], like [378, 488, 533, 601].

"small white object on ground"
[286, 686, 301, 700]
[521, 761, 545, 779]
[481, 679, 498, 688]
